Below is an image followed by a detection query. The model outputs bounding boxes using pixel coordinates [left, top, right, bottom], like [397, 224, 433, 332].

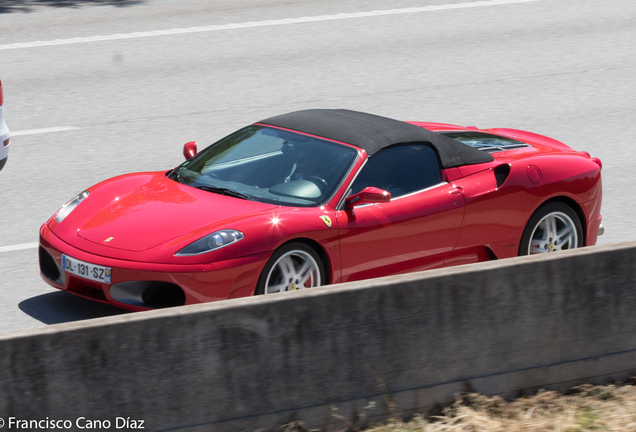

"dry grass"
[368, 383, 636, 432]
[281, 382, 636, 432]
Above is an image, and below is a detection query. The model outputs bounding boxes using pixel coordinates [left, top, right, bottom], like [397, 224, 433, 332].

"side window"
[350, 144, 442, 198]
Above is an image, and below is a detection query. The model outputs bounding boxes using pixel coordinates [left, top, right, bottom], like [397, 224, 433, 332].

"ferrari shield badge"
[320, 215, 332, 228]
[104, 237, 114, 243]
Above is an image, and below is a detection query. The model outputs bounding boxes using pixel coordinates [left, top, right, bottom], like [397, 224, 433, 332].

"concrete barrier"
[2, 241, 636, 431]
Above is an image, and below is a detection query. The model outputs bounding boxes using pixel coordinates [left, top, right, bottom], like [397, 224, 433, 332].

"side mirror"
[345, 187, 391, 209]
[183, 141, 197, 160]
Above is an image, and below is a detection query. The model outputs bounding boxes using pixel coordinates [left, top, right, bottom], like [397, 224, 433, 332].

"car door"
[335, 144, 465, 283]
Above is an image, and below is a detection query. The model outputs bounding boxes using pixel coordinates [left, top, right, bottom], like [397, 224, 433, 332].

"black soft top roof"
[259, 109, 494, 169]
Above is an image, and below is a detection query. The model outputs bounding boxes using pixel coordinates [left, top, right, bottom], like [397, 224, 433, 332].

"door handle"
[449, 185, 464, 194]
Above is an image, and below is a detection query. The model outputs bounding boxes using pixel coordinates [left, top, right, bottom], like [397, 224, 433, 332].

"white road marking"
[0, 0, 540, 51]
[0, 242, 39, 253]
[11, 126, 80, 136]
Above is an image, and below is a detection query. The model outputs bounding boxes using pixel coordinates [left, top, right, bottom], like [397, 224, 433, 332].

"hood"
[74, 172, 277, 252]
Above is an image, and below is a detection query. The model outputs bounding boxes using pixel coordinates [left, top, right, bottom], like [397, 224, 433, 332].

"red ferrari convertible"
[39, 109, 603, 311]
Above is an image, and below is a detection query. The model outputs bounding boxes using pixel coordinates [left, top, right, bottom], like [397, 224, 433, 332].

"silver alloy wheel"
[528, 211, 578, 255]
[264, 250, 321, 294]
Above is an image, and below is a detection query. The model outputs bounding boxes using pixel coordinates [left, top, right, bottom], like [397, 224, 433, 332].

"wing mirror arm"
[183, 141, 197, 160]
[345, 187, 391, 209]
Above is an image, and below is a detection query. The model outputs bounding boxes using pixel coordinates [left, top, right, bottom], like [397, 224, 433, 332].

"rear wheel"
[255, 243, 325, 295]
[519, 202, 583, 256]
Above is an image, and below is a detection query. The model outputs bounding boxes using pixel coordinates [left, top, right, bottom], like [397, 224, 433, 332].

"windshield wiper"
[168, 169, 186, 184]
[174, 172, 186, 184]
[196, 185, 252, 200]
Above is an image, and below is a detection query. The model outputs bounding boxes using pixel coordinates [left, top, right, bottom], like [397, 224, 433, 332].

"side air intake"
[494, 164, 511, 188]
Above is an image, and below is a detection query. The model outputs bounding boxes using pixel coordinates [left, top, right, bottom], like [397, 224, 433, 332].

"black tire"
[519, 202, 583, 256]
[255, 242, 326, 295]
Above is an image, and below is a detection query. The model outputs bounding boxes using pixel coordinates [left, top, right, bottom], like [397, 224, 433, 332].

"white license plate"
[62, 254, 111, 284]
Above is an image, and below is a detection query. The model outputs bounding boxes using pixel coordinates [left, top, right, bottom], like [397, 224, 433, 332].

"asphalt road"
[0, 0, 634, 333]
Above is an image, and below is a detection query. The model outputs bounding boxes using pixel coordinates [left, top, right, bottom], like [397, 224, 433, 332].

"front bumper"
[39, 223, 269, 311]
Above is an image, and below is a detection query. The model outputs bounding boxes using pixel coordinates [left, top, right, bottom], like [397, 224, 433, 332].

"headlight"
[175, 229, 244, 256]
[55, 190, 89, 223]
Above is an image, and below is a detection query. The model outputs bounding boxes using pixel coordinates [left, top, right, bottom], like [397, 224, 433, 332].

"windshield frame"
[169, 125, 361, 208]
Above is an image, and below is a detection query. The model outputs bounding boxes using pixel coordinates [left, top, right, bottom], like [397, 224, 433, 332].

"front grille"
[110, 280, 186, 309]
[69, 282, 108, 302]
[141, 282, 186, 308]
[39, 246, 61, 283]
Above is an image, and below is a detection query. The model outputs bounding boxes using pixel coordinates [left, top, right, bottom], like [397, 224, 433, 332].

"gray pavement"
[0, 0, 634, 332]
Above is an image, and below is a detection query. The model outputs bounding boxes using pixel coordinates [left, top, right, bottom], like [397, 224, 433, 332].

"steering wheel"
[307, 176, 328, 192]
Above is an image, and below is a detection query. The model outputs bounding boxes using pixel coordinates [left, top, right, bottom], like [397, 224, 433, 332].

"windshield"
[169, 125, 359, 207]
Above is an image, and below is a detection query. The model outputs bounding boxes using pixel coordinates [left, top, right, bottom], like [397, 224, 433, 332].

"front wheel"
[519, 202, 583, 256]
[255, 243, 325, 295]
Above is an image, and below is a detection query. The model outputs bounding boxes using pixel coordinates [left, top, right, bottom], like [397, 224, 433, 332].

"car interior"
[350, 144, 442, 199]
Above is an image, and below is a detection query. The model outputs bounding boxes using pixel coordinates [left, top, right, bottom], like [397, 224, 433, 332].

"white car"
[0, 79, 9, 171]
